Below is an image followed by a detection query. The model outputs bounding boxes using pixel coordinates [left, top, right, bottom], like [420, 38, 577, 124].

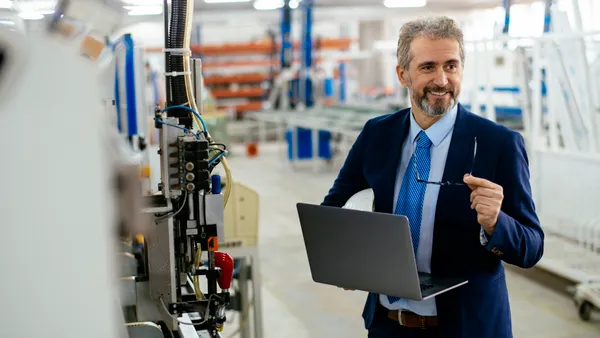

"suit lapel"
[439, 104, 473, 189]
[378, 110, 411, 214]
[431, 104, 474, 272]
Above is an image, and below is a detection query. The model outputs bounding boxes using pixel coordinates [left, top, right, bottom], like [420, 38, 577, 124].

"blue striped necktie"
[388, 131, 432, 304]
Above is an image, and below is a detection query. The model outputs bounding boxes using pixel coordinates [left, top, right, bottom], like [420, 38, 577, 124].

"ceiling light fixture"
[122, 0, 164, 4]
[204, 0, 251, 3]
[383, 0, 427, 8]
[125, 5, 163, 16]
[253, 0, 299, 11]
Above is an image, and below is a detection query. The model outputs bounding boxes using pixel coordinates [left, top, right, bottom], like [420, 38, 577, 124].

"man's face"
[397, 37, 462, 117]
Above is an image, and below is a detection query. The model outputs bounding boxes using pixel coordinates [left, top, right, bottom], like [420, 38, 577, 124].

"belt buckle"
[397, 310, 404, 326]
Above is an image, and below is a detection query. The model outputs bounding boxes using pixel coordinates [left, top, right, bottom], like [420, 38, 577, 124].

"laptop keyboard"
[420, 283, 435, 292]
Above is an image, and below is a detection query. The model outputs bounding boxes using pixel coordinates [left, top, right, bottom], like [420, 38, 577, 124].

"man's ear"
[396, 65, 408, 87]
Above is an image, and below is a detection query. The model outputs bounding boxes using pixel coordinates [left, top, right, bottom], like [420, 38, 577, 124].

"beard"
[407, 79, 459, 117]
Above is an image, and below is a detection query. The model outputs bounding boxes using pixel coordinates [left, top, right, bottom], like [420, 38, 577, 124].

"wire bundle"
[166, 0, 234, 305]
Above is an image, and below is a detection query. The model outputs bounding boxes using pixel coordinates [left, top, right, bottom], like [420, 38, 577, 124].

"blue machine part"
[339, 62, 346, 102]
[211, 175, 222, 194]
[112, 34, 139, 138]
[324, 78, 334, 97]
[502, 0, 512, 34]
[286, 128, 332, 160]
[301, 0, 314, 107]
[468, 82, 549, 119]
[280, 0, 292, 69]
[114, 59, 122, 133]
[543, 0, 552, 33]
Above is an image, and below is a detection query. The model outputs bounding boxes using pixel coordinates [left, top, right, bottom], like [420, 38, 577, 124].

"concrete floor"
[219, 143, 600, 338]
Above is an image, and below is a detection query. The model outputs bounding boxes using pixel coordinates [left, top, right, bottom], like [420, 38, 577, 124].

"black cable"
[155, 192, 188, 221]
[163, 0, 172, 106]
[210, 142, 227, 150]
[169, 0, 188, 108]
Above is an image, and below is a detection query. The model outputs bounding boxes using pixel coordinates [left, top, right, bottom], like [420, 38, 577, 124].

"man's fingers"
[471, 196, 499, 210]
[464, 174, 500, 190]
[474, 203, 495, 216]
[470, 187, 503, 202]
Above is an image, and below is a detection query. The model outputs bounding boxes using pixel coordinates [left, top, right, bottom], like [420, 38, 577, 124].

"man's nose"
[432, 69, 449, 87]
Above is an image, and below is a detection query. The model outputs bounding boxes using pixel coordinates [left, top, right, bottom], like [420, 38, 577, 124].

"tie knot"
[416, 131, 432, 148]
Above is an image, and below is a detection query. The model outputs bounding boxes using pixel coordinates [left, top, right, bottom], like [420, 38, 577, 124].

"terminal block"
[180, 138, 210, 192]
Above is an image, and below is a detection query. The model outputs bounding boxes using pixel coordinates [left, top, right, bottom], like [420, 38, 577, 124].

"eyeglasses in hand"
[413, 137, 477, 186]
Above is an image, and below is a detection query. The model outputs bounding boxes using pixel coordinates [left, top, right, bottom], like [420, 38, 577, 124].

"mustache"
[424, 86, 454, 94]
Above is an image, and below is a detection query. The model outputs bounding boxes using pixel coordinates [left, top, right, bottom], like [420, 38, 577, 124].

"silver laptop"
[296, 203, 468, 300]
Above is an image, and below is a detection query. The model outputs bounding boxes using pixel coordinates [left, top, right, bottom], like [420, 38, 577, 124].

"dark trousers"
[367, 302, 442, 338]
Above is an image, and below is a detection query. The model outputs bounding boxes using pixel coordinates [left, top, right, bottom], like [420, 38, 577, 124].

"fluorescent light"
[383, 0, 426, 8]
[122, 0, 164, 4]
[0, 0, 12, 9]
[0, 19, 15, 25]
[253, 0, 298, 10]
[205, 0, 251, 3]
[125, 5, 163, 16]
[19, 12, 45, 20]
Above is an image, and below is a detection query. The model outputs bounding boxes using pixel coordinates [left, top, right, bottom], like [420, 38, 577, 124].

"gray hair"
[396, 16, 465, 70]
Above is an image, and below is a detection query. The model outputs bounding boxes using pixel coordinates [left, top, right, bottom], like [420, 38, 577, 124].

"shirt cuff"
[480, 226, 489, 246]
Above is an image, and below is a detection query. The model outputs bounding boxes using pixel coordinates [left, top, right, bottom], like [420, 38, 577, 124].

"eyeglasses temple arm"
[470, 137, 477, 175]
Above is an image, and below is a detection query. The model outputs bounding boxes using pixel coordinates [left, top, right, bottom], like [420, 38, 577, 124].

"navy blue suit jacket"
[321, 104, 544, 338]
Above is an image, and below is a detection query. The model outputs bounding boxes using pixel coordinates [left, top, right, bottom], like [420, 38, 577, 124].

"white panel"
[0, 31, 125, 338]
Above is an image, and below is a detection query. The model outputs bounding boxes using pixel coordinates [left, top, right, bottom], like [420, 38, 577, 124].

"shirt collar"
[408, 103, 458, 147]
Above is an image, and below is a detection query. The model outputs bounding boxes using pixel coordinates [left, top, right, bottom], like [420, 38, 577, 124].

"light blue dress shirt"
[379, 104, 458, 316]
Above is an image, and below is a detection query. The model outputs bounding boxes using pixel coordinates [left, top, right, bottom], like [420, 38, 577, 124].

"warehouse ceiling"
[190, 0, 535, 11]
[0, 0, 541, 27]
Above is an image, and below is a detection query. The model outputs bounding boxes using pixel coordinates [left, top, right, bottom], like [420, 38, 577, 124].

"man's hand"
[463, 174, 504, 236]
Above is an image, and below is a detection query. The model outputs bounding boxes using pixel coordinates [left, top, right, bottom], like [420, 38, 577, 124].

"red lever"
[214, 252, 234, 290]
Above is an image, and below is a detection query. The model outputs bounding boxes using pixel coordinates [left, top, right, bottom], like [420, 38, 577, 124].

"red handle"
[214, 252, 234, 290]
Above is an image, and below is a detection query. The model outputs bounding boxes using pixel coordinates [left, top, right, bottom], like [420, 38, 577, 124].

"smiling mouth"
[428, 91, 450, 97]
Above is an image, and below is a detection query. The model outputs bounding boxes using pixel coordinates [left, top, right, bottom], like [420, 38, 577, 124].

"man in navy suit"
[321, 16, 544, 338]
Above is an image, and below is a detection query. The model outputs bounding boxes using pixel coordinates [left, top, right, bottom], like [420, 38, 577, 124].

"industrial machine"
[111, 0, 236, 337]
[1, 0, 236, 337]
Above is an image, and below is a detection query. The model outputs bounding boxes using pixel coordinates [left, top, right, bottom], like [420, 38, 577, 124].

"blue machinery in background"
[280, 0, 292, 69]
[502, 0, 512, 34]
[300, 0, 314, 108]
[280, 0, 333, 160]
[544, 0, 553, 33]
[113, 34, 138, 137]
[464, 0, 554, 122]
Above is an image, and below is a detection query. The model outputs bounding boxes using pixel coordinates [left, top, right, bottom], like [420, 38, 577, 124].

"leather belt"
[387, 310, 439, 329]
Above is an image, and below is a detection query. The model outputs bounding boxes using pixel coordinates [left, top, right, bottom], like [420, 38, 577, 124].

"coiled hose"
[168, 0, 189, 109]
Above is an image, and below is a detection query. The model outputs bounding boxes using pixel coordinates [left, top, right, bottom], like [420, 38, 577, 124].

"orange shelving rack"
[145, 37, 353, 116]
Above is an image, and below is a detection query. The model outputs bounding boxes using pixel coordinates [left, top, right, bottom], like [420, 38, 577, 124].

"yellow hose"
[180, 0, 231, 207]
